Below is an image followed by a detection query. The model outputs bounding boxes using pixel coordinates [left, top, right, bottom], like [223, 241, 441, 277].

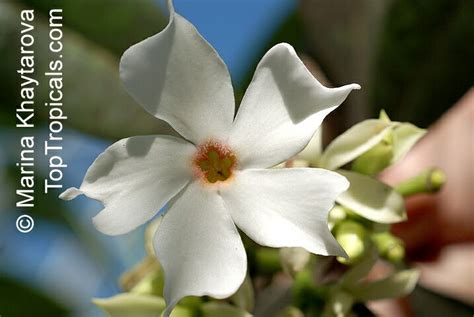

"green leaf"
[336, 170, 406, 223]
[201, 302, 252, 317]
[93, 293, 193, 317]
[351, 269, 420, 301]
[391, 123, 426, 164]
[319, 120, 396, 170]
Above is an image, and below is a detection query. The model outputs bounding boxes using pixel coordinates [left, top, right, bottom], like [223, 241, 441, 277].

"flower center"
[193, 141, 236, 183]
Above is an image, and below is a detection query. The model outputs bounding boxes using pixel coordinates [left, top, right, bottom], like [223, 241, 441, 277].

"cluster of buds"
[278, 110, 444, 317]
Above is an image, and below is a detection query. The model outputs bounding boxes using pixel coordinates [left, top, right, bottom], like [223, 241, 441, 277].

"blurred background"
[0, 0, 472, 316]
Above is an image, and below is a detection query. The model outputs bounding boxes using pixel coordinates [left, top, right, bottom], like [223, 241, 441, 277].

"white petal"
[228, 43, 359, 169]
[220, 168, 349, 256]
[120, 0, 234, 144]
[154, 182, 247, 317]
[319, 119, 396, 170]
[336, 170, 406, 223]
[60, 135, 195, 235]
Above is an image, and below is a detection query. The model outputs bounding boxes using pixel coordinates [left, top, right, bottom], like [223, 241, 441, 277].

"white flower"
[60, 0, 359, 315]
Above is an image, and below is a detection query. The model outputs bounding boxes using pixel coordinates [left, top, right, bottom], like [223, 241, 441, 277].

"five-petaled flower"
[60, 0, 360, 315]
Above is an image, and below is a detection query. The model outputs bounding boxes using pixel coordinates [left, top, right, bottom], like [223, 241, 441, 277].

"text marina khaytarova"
[16, 9, 66, 209]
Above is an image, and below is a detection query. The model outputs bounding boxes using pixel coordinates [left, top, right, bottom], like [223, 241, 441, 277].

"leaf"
[391, 123, 426, 164]
[336, 170, 406, 223]
[93, 293, 193, 317]
[351, 269, 420, 301]
[201, 302, 253, 317]
[319, 120, 396, 170]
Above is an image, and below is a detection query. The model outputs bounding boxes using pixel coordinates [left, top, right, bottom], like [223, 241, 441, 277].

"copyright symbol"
[16, 214, 34, 233]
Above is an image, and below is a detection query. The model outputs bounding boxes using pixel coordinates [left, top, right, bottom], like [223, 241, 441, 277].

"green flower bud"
[335, 221, 370, 265]
[351, 131, 394, 175]
[372, 232, 405, 263]
[328, 205, 347, 229]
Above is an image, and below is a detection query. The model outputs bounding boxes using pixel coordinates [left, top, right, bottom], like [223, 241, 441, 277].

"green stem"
[395, 168, 445, 197]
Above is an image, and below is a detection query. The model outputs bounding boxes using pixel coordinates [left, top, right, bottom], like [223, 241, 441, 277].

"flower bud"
[328, 205, 347, 229]
[335, 221, 369, 265]
[372, 232, 405, 263]
[351, 132, 394, 175]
